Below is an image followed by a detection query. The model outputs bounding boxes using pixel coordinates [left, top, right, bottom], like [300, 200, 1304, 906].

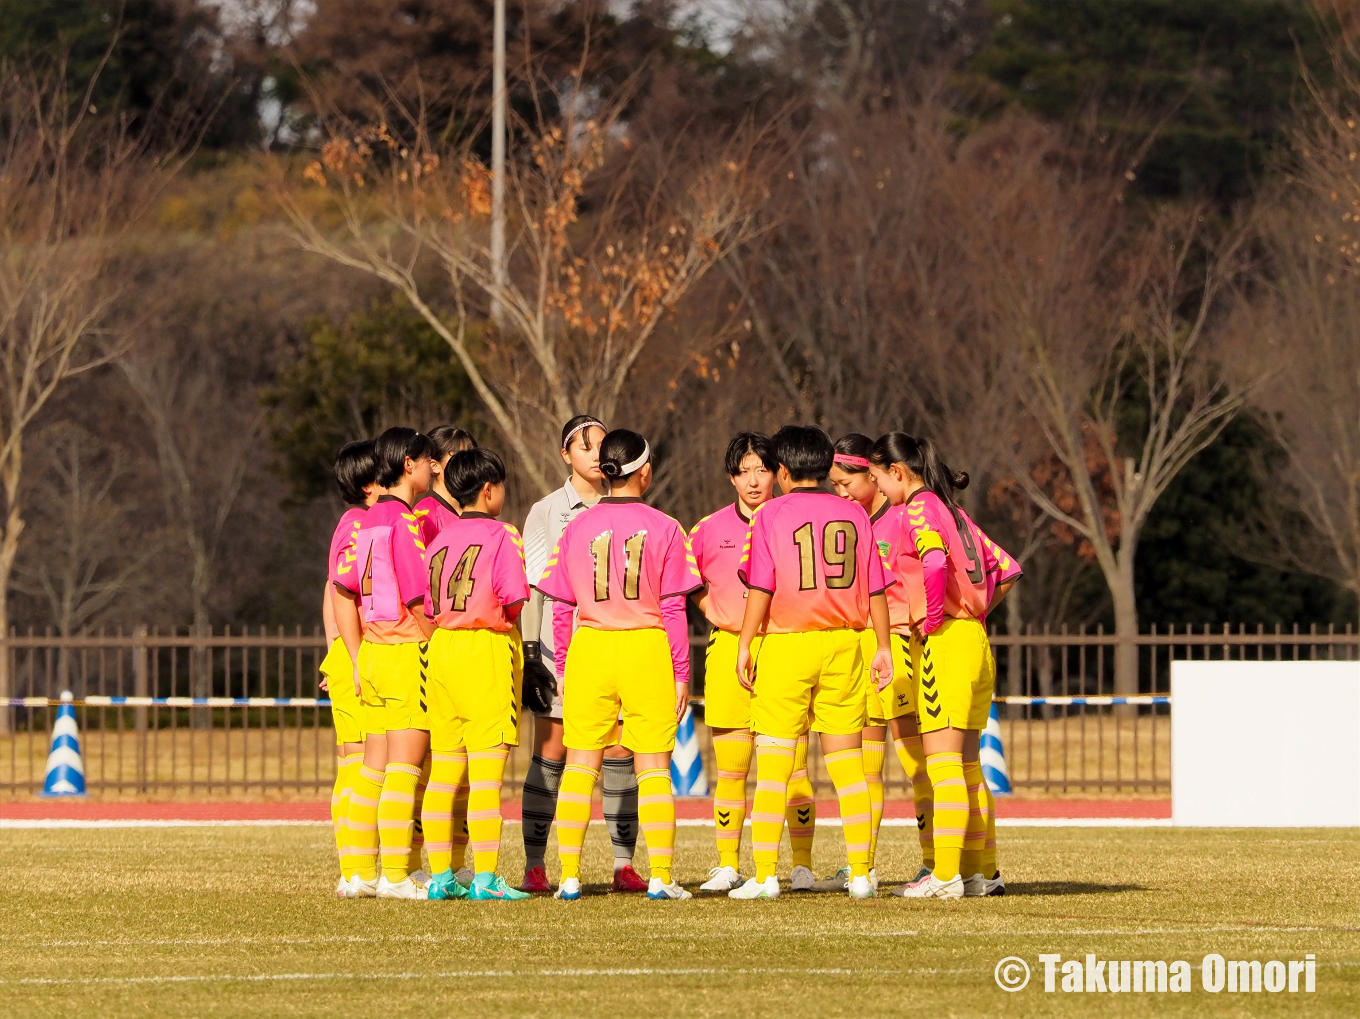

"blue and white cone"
[41, 691, 86, 797]
[979, 701, 1011, 796]
[669, 704, 708, 797]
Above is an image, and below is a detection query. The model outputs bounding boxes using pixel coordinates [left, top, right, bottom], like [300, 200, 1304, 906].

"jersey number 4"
[427, 545, 482, 614]
[589, 530, 646, 601]
[792, 521, 857, 590]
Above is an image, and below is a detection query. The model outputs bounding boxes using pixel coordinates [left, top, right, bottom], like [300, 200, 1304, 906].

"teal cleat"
[427, 869, 471, 900]
[471, 873, 532, 901]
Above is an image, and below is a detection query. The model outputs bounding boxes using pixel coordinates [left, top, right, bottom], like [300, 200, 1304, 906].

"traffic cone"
[41, 690, 86, 797]
[979, 701, 1011, 795]
[669, 704, 708, 796]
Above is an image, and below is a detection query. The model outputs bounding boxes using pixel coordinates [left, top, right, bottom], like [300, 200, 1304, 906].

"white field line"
[0, 817, 1171, 830]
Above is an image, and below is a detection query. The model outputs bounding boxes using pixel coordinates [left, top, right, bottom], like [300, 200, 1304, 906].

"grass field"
[2, 824, 1357, 1018]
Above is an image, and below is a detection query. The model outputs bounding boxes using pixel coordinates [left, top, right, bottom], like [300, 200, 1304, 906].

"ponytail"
[598, 428, 650, 486]
[869, 432, 969, 525]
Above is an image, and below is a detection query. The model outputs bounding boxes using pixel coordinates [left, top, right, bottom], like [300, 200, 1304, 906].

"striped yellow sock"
[636, 768, 676, 884]
[711, 732, 752, 871]
[333, 752, 362, 879]
[981, 778, 998, 878]
[785, 734, 816, 871]
[750, 738, 796, 882]
[554, 765, 598, 881]
[926, 751, 966, 880]
[421, 750, 467, 875]
[348, 763, 384, 881]
[377, 762, 422, 882]
[895, 735, 933, 869]
[961, 759, 987, 877]
[862, 739, 885, 870]
[468, 748, 510, 875]
[407, 753, 431, 876]
[450, 768, 470, 872]
[824, 747, 871, 879]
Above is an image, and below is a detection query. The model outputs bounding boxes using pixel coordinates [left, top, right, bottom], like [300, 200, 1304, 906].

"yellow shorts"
[357, 639, 429, 733]
[426, 627, 523, 753]
[563, 627, 677, 754]
[319, 639, 365, 745]
[915, 617, 995, 733]
[702, 629, 763, 730]
[750, 628, 867, 739]
[864, 630, 917, 724]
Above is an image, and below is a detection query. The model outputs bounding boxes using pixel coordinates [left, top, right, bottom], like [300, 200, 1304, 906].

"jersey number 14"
[427, 545, 482, 614]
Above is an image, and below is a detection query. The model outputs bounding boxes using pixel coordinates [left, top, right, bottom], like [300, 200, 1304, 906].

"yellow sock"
[348, 763, 383, 881]
[554, 764, 598, 881]
[862, 739, 885, 870]
[926, 751, 966, 880]
[977, 763, 998, 877]
[961, 759, 987, 877]
[895, 734, 933, 869]
[333, 752, 362, 878]
[450, 768, 470, 871]
[421, 750, 467, 875]
[468, 748, 510, 875]
[786, 733, 816, 871]
[712, 731, 752, 871]
[637, 768, 676, 884]
[407, 752, 430, 876]
[824, 747, 871, 879]
[377, 762, 422, 882]
[750, 738, 796, 882]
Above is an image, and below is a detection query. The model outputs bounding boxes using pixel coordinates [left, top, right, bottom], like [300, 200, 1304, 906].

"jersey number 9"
[792, 521, 857, 591]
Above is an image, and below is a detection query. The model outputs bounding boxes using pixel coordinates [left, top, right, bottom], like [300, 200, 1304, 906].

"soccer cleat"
[427, 869, 471, 900]
[700, 866, 743, 892]
[728, 876, 780, 900]
[985, 871, 1006, 896]
[848, 874, 875, 899]
[349, 875, 379, 898]
[812, 866, 851, 892]
[454, 867, 475, 887]
[910, 865, 932, 884]
[870, 868, 879, 892]
[963, 873, 988, 897]
[612, 864, 648, 892]
[554, 877, 582, 901]
[789, 865, 815, 891]
[408, 868, 431, 889]
[336, 876, 352, 899]
[471, 873, 532, 901]
[647, 878, 693, 900]
[376, 876, 428, 900]
[520, 866, 551, 894]
[893, 871, 964, 900]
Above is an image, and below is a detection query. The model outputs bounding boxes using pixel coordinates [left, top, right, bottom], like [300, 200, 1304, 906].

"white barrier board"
[1171, 660, 1360, 826]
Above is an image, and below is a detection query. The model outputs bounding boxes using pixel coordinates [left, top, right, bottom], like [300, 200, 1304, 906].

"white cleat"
[336, 876, 352, 899]
[870, 867, 879, 892]
[963, 873, 988, 897]
[984, 871, 1006, 896]
[728, 876, 780, 900]
[647, 878, 693, 900]
[376, 876, 428, 900]
[408, 869, 431, 889]
[699, 866, 743, 892]
[789, 865, 816, 891]
[848, 874, 875, 899]
[554, 877, 582, 901]
[350, 875, 379, 898]
[454, 867, 475, 887]
[894, 871, 964, 899]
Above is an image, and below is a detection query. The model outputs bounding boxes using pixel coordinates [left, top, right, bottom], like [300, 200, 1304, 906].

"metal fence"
[2, 623, 1356, 799]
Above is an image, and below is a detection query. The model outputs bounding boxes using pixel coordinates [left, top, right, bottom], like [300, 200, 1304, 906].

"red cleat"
[519, 866, 551, 894]
[612, 864, 648, 892]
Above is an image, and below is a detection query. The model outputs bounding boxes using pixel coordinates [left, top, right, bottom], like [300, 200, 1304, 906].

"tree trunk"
[0, 492, 22, 737]
[1005, 584, 1023, 702]
[1111, 556, 1140, 715]
[191, 555, 212, 729]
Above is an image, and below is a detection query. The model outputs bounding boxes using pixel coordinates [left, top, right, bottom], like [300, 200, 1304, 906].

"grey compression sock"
[602, 755, 639, 867]
[521, 754, 565, 870]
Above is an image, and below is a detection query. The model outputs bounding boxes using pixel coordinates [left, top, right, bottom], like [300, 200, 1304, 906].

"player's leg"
[701, 629, 755, 892]
[810, 629, 873, 898]
[347, 641, 386, 895]
[406, 751, 431, 886]
[861, 724, 886, 878]
[960, 632, 1002, 896]
[520, 711, 566, 892]
[422, 629, 470, 900]
[322, 635, 366, 893]
[891, 710, 933, 879]
[603, 747, 645, 890]
[376, 643, 432, 898]
[786, 732, 817, 889]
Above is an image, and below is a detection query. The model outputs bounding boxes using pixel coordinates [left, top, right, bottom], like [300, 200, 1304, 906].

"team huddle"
[321, 416, 1021, 902]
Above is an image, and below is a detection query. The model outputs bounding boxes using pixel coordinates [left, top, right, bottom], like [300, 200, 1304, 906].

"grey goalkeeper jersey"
[522, 477, 598, 654]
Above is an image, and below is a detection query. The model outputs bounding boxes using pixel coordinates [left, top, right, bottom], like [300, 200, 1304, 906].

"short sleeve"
[661, 521, 703, 598]
[738, 505, 775, 593]
[493, 526, 531, 608]
[534, 525, 575, 604]
[688, 518, 708, 578]
[394, 510, 429, 606]
[904, 497, 947, 560]
[864, 520, 893, 596]
[333, 531, 361, 593]
[522, 499, 551, 585]
[979, 528, 1022, 585]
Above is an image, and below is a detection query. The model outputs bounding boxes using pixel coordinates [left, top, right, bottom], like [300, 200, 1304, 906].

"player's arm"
[869, 591, 893, 691]
[986, 579, 1018, 616]
[735, 507, 773, 691]
[687, 521, 711, 617]
[332, 587, 363, 696]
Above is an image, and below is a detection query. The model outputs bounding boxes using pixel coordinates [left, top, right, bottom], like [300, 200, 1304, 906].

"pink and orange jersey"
[336, 495, 429, 643]
[535, 498, 701, 630]
[897, 489, 1021, 622]
[689, 503, 755, 633]
[425, 514, 529, 632]
[869, 501, 915, 633]
[414, 492, 460, 546]
[739, 489, 892, 634]
[328, 507, 366, 590]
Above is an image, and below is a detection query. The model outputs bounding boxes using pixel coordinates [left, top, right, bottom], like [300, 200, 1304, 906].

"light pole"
[490, 0, 506, 326]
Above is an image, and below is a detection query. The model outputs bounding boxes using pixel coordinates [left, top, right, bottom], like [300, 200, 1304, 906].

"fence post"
[134, 624, 148, 792]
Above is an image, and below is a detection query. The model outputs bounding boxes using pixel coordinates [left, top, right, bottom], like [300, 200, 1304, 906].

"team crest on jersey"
[877, 540, 891, 559]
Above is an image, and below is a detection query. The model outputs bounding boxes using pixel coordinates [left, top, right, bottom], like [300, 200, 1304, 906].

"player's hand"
[318, 676, 330, 693]
[872, 647, 894, 692]
[675, 682, 689, 719]
[352, 664, 362, 700]
[736, 644, 755, 691]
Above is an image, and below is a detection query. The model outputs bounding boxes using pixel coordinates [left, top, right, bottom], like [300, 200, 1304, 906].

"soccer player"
[320, 439, 380, 897]
[729, 425, 895, 901]
[333, 427, 437, 899]
[827, 433, 931, 890]
[422, 447, 532, 901]
[518, 416, 646, 894]
[537, 429, 700, 901]
[867, 433, 1021, 899]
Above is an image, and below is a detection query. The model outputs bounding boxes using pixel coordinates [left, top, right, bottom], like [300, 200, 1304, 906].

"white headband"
[617, 441, 651, 477]
[561, 419, 605, 450]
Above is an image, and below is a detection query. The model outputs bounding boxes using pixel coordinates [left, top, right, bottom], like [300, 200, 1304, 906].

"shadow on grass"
[1005, 881, 1149, 896]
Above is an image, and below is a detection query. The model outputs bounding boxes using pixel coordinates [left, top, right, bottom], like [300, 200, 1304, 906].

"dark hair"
[598, 428, 649, 482]
[831, 433, 875, 475]
[560, 414, 606, 451]
[446, 448, 506, 506]
[771, 424, 834, 482]
[869, 432, 970, 521]
[428, 425, 477, 459]
[724, 431, 776, 476]
[333, 439, 378, 506]
[373, 426, 436, 488]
